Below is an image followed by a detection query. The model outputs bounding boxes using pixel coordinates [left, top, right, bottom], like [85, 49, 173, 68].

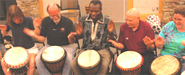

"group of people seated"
[0, 0, 185, 75]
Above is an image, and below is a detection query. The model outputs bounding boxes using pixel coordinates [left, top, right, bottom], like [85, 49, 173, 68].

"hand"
[23, 28, 36, 37]
[143, 36, 154, 46]
[68, 32, 77, 44]
[33, 17, 41, 27]
[183, 56, 185, 59]
[181, 40, 185, 46]
[155, 36, 165, 48]
[75, 21, 83, 36]
[108, 20, 115, 33]
[0, 25, 7, 31]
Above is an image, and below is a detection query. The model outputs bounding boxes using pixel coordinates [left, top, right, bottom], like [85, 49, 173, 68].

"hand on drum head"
[108, 20, 115, 33]
[75, 21, 83, 36]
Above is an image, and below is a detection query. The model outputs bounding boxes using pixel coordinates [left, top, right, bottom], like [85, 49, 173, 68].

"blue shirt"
[159, 21, 185, 58]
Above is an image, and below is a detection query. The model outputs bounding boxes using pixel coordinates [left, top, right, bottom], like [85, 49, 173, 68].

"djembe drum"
[181, 71, 185, 75]
[77, 50, 101, 74]
[151, 55, 180, 75]
[116, 51, 143, 75]
[41, 46, 66, 73]
[3, 47, 29, 74]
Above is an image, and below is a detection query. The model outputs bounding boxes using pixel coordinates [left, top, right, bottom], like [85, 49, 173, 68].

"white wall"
[42, 0, 126, 22]
[78, 0, 126, 22]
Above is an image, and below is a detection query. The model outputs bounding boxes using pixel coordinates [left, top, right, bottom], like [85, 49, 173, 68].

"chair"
[60, 0, 81, 24]
[60, 0, 81, 50]
[146, 14, 161, 57]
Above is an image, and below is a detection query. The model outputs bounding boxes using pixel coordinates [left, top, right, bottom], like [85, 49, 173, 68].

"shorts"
[27, 44, 39, 54]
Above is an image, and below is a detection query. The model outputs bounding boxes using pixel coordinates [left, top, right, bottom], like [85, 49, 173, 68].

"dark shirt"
[6, 17, 35, 49]
[118, 20, 154, 53]
[79, 14, 117, 50]
[40, 15, 74, 46]
[0, 29, 4, 44]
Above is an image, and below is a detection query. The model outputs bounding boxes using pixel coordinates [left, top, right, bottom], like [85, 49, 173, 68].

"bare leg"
[1, 58, 11, 75]
[27, 53, 37, 75]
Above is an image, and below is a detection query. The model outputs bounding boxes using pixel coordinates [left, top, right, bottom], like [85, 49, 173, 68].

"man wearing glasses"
[24, 3, 75, 75]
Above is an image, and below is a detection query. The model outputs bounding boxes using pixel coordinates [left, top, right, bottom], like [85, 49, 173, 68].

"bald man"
[24, 3, 75, 75]
[109, 8, 155, 74]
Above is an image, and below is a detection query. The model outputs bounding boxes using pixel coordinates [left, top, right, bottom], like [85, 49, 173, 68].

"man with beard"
[24, 3, 75, 75]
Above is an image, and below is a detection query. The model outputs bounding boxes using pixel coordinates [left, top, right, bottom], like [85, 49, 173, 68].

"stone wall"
[162, 0, 185, 26]
[16, 0, 40, 18]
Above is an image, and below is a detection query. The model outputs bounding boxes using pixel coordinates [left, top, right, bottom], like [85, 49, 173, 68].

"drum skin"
[181, 71, 185, 75]
[41, 46, 66, 74]
[77, 50, 101, 74]
[3, 47, 29, 74]
[151, 55, 180, 75]
[116, 51, 143, 75]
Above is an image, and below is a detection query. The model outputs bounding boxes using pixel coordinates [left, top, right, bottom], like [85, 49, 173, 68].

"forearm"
[32, 34, 45, 43]
[33, 26, 40, 35]
[110, 40, 124, 49]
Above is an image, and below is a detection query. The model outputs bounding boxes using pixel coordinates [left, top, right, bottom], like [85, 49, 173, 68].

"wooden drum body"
[151, 55, 180, 75]
[3, 47, 29, 74]
[77, 50, 101, 74]
[116, 51, 143, 75]
[41, 46, 66, 73]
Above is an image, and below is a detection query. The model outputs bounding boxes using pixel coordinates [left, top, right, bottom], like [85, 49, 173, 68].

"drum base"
[11, 65, 28, 75]
[42, 53, 66, 74]
[120, 68, 141, 75]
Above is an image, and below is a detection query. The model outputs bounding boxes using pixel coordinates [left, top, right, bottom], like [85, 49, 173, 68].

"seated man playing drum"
[24, 3, 76, 75]
[109, 8, 155, 75]
[68, 0, 117, 75]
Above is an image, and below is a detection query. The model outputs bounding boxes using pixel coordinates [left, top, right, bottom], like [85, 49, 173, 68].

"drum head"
[4, 47, 29, 69]
[42, 46, 65, 63]
[77, 50, 100, 69]
[151, 55, 180, 75]
[116, 51, 143, 70]
[181, 71, 185, 75]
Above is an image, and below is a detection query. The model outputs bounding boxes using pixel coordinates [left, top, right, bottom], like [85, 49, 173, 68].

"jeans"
[0, 44, 6, 55]
[35, 44, 76, 75]
[0, 44, 6, 75]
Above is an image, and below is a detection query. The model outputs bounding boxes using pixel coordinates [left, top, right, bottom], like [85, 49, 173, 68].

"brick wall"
[162, 0, 185, 26]
[16, 0, 40, 18]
